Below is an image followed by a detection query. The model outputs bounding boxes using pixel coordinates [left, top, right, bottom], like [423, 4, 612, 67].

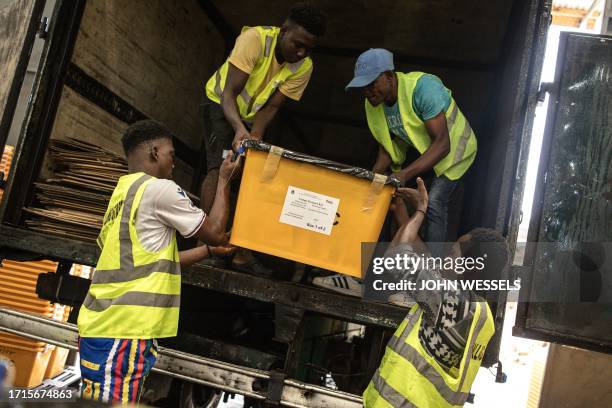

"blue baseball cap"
[345, 48, 394, 90]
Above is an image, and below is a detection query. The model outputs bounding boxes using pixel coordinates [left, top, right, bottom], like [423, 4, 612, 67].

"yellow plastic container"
[44, 346, 69, 379]
[0, 344, 53, 388]
[44, 305, 71, 379]
[0, 145, 14, 203]
[230, 142, 397, 277]
[0, 258, 63, 385]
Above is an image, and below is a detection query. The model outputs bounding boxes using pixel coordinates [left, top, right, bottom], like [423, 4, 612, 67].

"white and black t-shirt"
[135, 179, 205, 252]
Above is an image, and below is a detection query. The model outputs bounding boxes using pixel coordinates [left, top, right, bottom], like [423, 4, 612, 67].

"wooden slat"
[46, 86, 194, 190]
[0, 0, 39, 138]
[48, 87, 127, 159]
[70, 0, 224, 152]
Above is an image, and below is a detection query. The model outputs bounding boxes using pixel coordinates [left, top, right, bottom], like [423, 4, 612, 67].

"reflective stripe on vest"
[84, 292, 180, 312]
[264, 35, 273, 56]
[363, 302, 494, 407]
[365, 72, 477, 180]
[91, 259, 180, 285]
[78, 173, 181, 339]
[205, 26, 313, 121]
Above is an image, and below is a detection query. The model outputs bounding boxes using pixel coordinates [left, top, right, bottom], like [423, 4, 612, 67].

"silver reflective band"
[453, 120, 473, 164]
[447, 101, 459, 128]
[88, 173, 182, 316]
[119, 175, 152, 273]
[240, 88, 252, 105]
[455, 303, 489, 403]
[387, 309, 421, 349]
[84, 291, 180, 312]
[264, 35, 273, 57]
[92, 259, 180, 285]
[214, 70, 223, 97]
[383, 305, 479, 406]
[371, 370, 417, 408]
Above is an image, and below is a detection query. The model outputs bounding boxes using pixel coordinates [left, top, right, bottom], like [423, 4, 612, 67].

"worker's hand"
[232, 127, 251, 153]
[209, 243, 237, 257]
[389, 196, 411, 225]
[394, 177, 428, 213]
[218, 154, 241, 183]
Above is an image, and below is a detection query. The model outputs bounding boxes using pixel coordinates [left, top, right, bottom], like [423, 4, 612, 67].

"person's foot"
[312, 274, 363, 297]
[387, 292, 414, 308]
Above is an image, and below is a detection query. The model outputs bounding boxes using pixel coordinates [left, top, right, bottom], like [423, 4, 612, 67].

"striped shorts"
[78, 337, 157, 404]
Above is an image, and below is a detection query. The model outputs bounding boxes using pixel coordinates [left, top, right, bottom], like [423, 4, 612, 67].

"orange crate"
[0, 332, 46, 350]
[0, 259, 56, 311]
[1, 279, 40, 293]
[0, 341, 46, 353]
[0, 292, 52, 308]
[43, 303, 73, 380]
[0, 344, 53, 388]
[0, 268, 40, 282]
[44, 304, 72, 380]
[0, 269, 38, 288]
[0, 145, 11, 203]
[0, 299, 54, 315]
[44, 346, 70, 380]
[1, 260, 58, 274]
[0, 274, 38, 289]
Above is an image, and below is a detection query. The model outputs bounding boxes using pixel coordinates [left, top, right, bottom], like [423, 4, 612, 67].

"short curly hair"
[460, 228, 509, 278]
[121, 120, 173, 156]
[460, 228, 509, 302]
[287, 2, 327, 36]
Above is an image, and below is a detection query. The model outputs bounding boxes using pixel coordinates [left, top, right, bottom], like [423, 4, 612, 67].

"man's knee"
[427, 197, 447, 219]
[429, 177, 458, 201]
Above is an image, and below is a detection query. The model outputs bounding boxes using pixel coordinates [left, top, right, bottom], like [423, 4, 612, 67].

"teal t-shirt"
[383, 74, 451, 147]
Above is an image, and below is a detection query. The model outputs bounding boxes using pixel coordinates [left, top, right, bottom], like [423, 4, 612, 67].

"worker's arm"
[193, 155, 240, 245]
[391, 178, 428, 250]
[372, 145, 392, 174]
[179, 245, 210, 268]
[221, 63, 251, 152]
[249, 90, 287, 142]
[385, 180, 473, 361]
[392, 112, 451, 184]
[385, 179, 480, 369]
[388, 179, 471, 324]
[179, 244, 236, 268]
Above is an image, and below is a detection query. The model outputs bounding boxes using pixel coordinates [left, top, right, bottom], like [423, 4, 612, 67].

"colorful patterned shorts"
[78, 337, 157, 404]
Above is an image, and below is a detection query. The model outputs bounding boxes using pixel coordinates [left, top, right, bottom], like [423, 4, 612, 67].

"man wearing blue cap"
[346, 48, 477, 245]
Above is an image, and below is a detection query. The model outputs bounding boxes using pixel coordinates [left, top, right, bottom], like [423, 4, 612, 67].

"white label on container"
[279, 186, 340, 235]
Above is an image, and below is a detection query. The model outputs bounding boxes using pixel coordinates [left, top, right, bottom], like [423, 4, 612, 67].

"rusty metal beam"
[0, 225, 406, 329]
[0, 308, 363, 407]
[182, 266, 405, 328]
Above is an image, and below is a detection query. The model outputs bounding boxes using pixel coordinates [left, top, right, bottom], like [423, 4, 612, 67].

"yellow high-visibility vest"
[77, 173, 181, 339]
[365, 72, 477, 179]
[205, 26, 313, 122]
[363, 301, 494, 407]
